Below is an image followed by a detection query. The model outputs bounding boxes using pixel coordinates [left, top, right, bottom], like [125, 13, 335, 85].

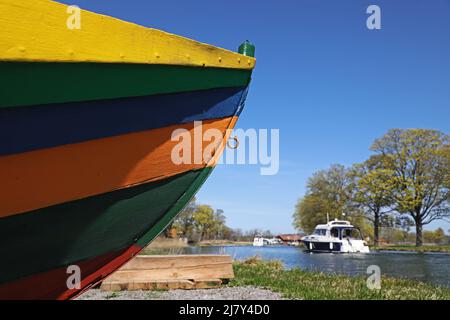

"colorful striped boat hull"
[0, 0, 255, 299]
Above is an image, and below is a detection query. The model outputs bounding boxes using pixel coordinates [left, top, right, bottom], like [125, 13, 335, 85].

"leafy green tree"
[192, 205, 216, 241]
[424, 228, 446, 244]
[381, 215, 415, 244]
[227, 228, 243, 241]
[308, 164, 353, 217]
[434, 228, 446, 244]
[174, 201, 277, 243]
[351, 155, 395, 245]
[293, 195, 327, 234]
[293, 164, 362, 234]
[211, 209, 226, 239]
[371, 129, 450, 246]
[220, 226, 234, 241]
[173, 197, 197, 239]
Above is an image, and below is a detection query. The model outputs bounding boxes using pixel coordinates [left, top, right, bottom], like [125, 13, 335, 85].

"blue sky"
[59, 0, 450, 233]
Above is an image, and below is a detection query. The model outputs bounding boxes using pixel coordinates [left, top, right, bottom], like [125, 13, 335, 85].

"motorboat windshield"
[333, 227, 363, 240]
[313, 228, 327, 236]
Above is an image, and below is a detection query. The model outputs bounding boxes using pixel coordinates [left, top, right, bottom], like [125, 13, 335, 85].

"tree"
[229, 228, 244, 241]
[211, 209, 226, 239]
[423, 228, 446, 244]
[434, 227, 446, 244]
[173, 197, 197, 239]
[351, 155, 395, 245]
[293, 195, 327, 233]
[293, 164, 362, 234]
[371, 129, 450, 246]
[192, 205, 216, 241]
[308, 164, 354, 217]
[381, 215, 415, 244]
[173, 200, 276, 242]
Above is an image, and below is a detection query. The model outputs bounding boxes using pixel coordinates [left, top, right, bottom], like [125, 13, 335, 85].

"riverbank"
[140, 239, 253, 255]
[79, 257, 450, 300]
[139, 244, 450, 287]
[198, 240, 253, 247]
[372, 244, 450, 253]
[230, 257, 450, 300]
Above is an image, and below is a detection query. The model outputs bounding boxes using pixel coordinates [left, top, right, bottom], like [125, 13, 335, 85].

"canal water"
[162, 245, 450, 288]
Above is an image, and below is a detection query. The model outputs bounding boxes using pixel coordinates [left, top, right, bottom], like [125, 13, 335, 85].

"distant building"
[276, 234, 301, 245]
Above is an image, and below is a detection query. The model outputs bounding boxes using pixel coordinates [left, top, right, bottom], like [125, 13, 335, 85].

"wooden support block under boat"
[100, 255, 233, 291]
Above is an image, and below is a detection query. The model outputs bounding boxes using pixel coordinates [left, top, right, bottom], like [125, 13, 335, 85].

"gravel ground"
[76, 286, 284, 300]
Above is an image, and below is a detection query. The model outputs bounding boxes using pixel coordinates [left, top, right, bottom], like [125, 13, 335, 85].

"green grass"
[229, 257, 450, 300]
[372, 244, 450, 253]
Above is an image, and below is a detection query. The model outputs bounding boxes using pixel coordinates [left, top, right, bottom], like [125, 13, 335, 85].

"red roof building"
[276, 234, 301, 243]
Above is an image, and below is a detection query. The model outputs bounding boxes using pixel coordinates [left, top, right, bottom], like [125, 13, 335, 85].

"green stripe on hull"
[0, 62, 252, 108]
[136, 167, 213, 247]
[0, 168, 212, 284]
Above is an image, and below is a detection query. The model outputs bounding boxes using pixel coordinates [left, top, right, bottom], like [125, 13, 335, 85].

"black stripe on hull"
[302, 241, 342, 253]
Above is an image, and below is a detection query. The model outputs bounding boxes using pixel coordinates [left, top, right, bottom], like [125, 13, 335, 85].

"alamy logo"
[367, 265, 381, 290]
[170, 121, 280, 176]
[66, 5, 81, 30]
[218, 128, 279, 176]
[66, 265, 81, 290]
[366, 5, 381, 30]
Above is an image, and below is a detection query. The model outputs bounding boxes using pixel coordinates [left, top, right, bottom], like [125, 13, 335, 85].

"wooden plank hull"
[0, 0, 255, 299]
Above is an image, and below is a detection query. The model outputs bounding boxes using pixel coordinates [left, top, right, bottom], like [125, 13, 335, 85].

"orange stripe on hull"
[0, 116, 237, 218]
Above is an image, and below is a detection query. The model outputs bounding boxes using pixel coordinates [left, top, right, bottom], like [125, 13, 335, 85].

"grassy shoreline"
[229, 257, 450, 300]
[372, 244, 450, 253]
[198, 240, 253, 247]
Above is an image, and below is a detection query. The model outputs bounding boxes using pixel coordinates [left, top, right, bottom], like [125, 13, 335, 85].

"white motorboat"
[253, 235, 264, 247]
[301, 219, 370, 253]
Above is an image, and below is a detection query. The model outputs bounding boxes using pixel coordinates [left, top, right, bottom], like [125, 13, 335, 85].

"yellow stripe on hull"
[0, 0, 255, 69]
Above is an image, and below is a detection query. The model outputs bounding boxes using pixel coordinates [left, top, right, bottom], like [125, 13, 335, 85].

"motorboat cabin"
[301, 220, 369, 253]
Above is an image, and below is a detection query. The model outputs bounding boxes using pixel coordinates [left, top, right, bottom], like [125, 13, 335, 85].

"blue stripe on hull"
[0, 87, 246, 155]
